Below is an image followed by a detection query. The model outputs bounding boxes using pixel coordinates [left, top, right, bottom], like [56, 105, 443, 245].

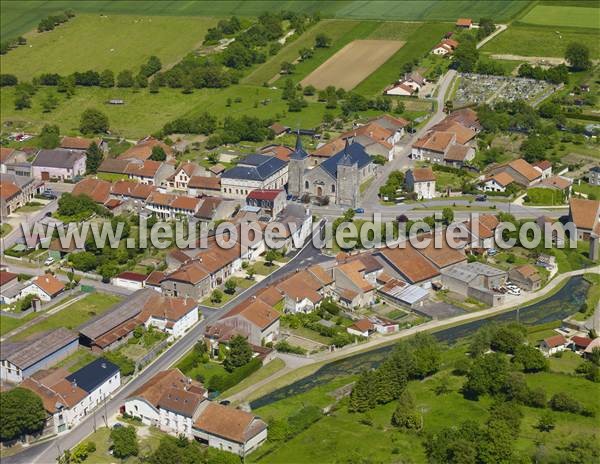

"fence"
[135, 338, 171, 373]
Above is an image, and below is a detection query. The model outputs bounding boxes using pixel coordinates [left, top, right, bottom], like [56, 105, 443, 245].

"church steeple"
[338, 138, 354, 166]
[290, 131, 308, 160]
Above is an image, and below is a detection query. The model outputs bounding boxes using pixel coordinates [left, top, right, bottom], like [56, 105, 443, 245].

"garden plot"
[300, 39, 404, 91]
[453, 73, 554, 106]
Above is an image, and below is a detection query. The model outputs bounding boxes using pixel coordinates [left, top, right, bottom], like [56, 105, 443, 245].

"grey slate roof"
[32, 149, 84, 169]
[320, 141, 372, 179]
[0, 172, 35, 189]
[66, 357, 119, 393]
[0, 328, 77, 370]
[290, 134, 309, 160]
[222, 154, 286, 182]
[591, 166, 600, 173]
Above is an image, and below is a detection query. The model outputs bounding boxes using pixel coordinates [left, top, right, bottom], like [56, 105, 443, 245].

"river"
[251, 276, 590, 409]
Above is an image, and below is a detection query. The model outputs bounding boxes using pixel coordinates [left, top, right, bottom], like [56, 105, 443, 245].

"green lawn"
[11, 292, 122, 340]
[519, 5, 600, 29]
[573, 182, 600, 199]
[481, 24, 600, 59]
[249, 343, 600, 464]
[548, 351, 585, 374]
[0, 312, 37, 336]
[55, 348, 98, 372]
[182, 360, 228, 384]
[0, 84, 333, 139]
[1, 1, 530, 41]
[550, 241, 593, 273]
[247, 261, 280, 276]
[1, 14, 217, 80]
[0, 223, 12, 237]
[524, 188, 566, 206]
[220, 358, 286, 398]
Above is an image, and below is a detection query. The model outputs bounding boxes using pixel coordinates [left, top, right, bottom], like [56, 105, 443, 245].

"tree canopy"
[0, 388, 46, 441]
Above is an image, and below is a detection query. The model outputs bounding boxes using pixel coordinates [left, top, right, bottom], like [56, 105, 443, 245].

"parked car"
[219, 400, 231, 406]
[487, 248, 498, 256]
[41, 190, 57, 199]
[508, 288, 521, 296]
[354, 208, 365, 214]
[475, 194, 487, 202]
[44, 257, 55, 266]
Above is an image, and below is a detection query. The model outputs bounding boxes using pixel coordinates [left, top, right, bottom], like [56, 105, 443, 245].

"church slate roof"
[320, 142, 372, 179]
[290, 134, 309, 160]
[222, 154, 286, 182]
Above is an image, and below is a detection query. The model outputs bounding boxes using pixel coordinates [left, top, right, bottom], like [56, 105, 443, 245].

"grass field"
[0, 85, 333, 138]
[301, 39, 404, 91]
[248, 343, 600, 463]
[481, 24, 600, 59]
[519, 4, 600, 29]
[0, 14, 216, 81]
[220, 358, 286, 398]
[11, 292, 122, 341]
[0, 1, 531, 41]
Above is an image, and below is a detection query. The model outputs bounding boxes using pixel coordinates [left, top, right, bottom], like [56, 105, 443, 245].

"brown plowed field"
[300, 39, 404, 91]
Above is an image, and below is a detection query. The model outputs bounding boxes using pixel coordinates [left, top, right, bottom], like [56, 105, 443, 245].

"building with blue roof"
[288, 136, 375, 207]
[66, 357, 121, 409]
[221, 154, 288, 199]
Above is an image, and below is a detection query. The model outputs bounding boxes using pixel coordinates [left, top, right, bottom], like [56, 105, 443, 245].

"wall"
[125, 398, 160, 425]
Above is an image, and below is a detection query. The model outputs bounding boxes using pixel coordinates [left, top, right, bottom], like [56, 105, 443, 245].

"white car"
[508, 288, 521, 296]
[44, 257, 55, 266]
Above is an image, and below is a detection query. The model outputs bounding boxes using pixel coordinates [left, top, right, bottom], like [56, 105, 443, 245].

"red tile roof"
[411, 167, 436, 182]
[0, 270, 18, 286]
[33, 274, 65, 297]
[60, 136, 97, 151]
[194, 402, 266, 444]
[247, 189, 284, 201]
[543, 334, 567, 348]
[72, 178, 111, 204]
[115, 272, 147, 282]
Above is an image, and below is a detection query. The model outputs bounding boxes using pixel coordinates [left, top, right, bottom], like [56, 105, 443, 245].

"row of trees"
[349, 333, 441, 413]
[38, 10, 75, 32]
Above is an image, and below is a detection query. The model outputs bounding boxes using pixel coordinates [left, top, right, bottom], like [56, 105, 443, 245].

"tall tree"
[79, 108, 109, 134]
[348, 370, 376, 413]
[0, 388, 46, 441]
[110, 425, 138, 459]
[391, 390, 421, 430]
[565, 42, 591, 71]
[39, 123, 60, 149]
[223, 335, 252, 372]
[85, 142, 103, 174]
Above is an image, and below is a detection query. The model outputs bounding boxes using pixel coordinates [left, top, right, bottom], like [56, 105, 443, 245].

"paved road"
[4, 223, 328, 464]
[476, 24, 507, 49]
[0, 200, 58, 252]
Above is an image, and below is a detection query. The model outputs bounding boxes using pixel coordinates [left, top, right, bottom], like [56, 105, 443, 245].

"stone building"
[288, 136, 374, 208]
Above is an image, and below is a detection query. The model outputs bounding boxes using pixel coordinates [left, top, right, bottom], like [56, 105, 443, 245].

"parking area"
[454, 73, 554, 106]
[417, 301, 466, 319]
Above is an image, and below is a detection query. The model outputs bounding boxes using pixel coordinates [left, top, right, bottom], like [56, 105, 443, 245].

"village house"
[221, 154, 288, 199]
[145, 191, 202, 220]
[118, 136, 174, 162]
[21, 358, 119, 435]
[274, 266, 332, 313]
[405, 167, 436, 199]
[0, 270, 20, 304]
[246, 189, 286, 218]
[333, 259, 377, 309]
[111, 272, 147, 291]
[215, 297, 281, 346]
[59, 136, 108, 154]
[0, 173, 43, 218]
[540, 334, 567, 356]
[340, 116, 408, 161]
[124, 368, 207, 437]
[385, 81, 417, 96]
[488, 159, 542, 188]
[568, 198, 600, 241]
[432, 38, 459, 55]
[481, 172, 514, 192]
[377, 245, 440, 286]
[441, 262, 507, 307]
[347, 319, 375, 338]
[508, 264, 542, 292]
[588, 166, 600, 186]
[260, 144, 295, 162]
[289, 137, 375, 208]
[0, 147, 28, 174]
[20, 274, 65, 302]
[187, 176, 222, 197]
[0, 328, 79, 383]
[533, 160, 552, 179]
[536, 175, 572, 198]
[456, 18, 472, 28]
[461, 214, 500, 249]
[164, 162, 207, 191]
[193, 402, 268, 456]
[139, 294, 199, 338]
[32, 149, 86, 181]
[126, 160, 175, 186]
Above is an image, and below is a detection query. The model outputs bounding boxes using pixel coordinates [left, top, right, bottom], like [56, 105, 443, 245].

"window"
[331, 184, 335, 193]
[305, 181, 309, 189]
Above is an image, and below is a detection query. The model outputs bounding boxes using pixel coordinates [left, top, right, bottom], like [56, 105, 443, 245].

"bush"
[549, 392, 581, 414]
[275, 340, 306, 355]
[207, 357, 262, 392]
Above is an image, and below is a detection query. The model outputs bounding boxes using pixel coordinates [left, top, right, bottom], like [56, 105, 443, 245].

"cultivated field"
[481, 25, 600, 59]
[0, 0, 531, 40]
[519, 4, 600, 29]
[0, 14, 217, 80]
[300, 40, 404, 90]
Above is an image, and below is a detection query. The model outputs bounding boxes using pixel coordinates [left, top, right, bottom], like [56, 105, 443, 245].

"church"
[288, 135, 375, 208]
